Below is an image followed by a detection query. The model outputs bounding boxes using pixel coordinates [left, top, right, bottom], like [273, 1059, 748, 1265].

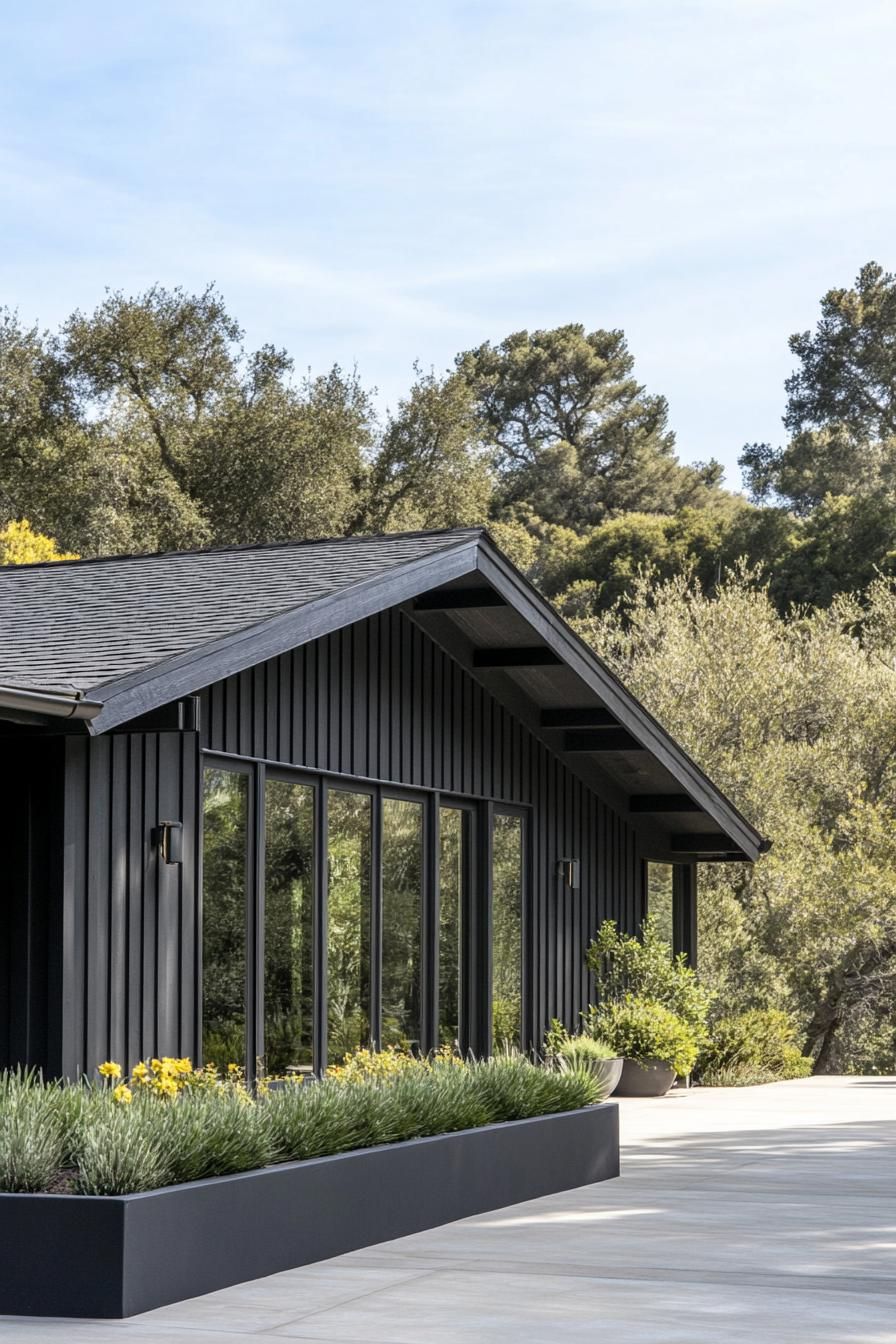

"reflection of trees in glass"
[381, 798, 423, 1048]
[492, 813, 523, 1049]
[647, 863, 674, 951]
[439, 808, 464, 1046]
[202, 769, 248, 1066]
[264, 780, 314, 1074]
[327, 790, 372, 1062]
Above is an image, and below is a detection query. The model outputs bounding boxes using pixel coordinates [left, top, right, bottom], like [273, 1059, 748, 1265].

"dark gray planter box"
[0, 1103, 618, 1319]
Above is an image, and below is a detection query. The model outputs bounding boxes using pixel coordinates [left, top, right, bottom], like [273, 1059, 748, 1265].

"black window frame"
[200, 752, 531, 1073]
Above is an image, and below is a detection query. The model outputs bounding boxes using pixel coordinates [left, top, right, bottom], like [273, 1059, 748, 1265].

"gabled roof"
[0, 526, 767, 860]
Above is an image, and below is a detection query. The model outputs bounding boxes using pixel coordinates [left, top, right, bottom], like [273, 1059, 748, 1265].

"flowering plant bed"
[0, 1103, 618, 1318]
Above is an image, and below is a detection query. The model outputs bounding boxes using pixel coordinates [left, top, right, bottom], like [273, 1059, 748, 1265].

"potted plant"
[553, 1034, 623, 1096]
[587, 995, 700, 1096]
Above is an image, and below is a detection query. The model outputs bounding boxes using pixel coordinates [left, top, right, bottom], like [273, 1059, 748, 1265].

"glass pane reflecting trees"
[492, 812, 523, 1049]
[381, 798, 423, 1048]
[438, 807, 466, 1047]
[264, 779, 314, 1074]
[647, 862, 674, 951]
[327, 790, 372, 1062]
[202, 768, 248, 1067]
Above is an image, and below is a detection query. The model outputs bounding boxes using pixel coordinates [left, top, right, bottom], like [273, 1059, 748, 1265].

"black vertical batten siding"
[200, 609, 642, 1045]
[56, 732, 200, 1079]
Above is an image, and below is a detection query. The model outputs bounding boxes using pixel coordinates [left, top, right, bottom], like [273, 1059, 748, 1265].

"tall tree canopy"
[457, 325, 723, 529]
[578, 568, 896, 1073]
[741, 262, 896, 513]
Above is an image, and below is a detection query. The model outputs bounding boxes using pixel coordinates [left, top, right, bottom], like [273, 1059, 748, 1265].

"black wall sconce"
[556, 857, 580, 890]
[157, 820, 183, 865]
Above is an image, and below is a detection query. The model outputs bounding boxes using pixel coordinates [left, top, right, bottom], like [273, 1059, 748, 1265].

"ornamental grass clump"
[152, 1091, 275, 1184]
[471, 1052, 602, 1121]
[0, 1073, 69, 1193]
[266, 1078, 367, 1162]
[74, 1102, 171, 1196]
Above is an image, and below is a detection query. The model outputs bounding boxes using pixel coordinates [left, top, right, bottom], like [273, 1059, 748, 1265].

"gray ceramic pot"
[593, 1056, 624, 1096]
[614, 1057, 676, 1097]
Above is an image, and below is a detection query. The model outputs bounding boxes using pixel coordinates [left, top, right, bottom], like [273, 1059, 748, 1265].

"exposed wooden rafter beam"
[629, 794, 702, 814]
[414, 587, 507, 611]
[473, 647, 563, 668]
[540, 707, 618, 728]
[564, 728, 642, 752]
[671, 833, 740, 853]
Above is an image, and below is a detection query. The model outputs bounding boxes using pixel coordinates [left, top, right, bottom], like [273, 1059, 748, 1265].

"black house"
[0, 528, 764, 1079]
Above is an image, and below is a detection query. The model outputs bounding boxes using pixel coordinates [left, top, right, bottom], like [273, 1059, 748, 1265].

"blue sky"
[2, 1, 895, 486]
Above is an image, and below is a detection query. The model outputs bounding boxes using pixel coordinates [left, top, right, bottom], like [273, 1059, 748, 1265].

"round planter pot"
[593, 1056, 624, 1096]
[614, 1057, 677, 1097]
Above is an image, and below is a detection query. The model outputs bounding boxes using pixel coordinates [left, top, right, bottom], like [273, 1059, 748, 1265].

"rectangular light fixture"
[158, 820, 183, 865]
[556, 857, 580, 890]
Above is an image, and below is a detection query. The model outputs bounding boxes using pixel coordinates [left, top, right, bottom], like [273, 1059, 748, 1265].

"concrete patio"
[3, 1076, 895, 1342]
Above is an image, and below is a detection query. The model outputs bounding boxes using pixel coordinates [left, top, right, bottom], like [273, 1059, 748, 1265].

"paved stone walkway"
[2, 1076, 895, 1342]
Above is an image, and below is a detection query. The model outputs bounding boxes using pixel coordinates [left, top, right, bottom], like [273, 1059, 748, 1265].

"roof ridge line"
[0, 525, 487, 573]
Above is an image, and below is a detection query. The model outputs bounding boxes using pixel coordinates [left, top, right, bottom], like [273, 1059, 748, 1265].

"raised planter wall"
[0, 1103, 619, 1319]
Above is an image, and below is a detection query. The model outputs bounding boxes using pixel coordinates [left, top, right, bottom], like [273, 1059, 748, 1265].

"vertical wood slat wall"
[59, 731, 199, 1079]
[31, 606, 642, 1078]
[200, 608, 641, 1050]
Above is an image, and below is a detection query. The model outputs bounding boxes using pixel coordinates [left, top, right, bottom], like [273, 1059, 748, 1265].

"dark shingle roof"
[0, 529, 481, 696]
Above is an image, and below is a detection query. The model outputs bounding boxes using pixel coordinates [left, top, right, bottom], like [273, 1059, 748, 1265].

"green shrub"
[589, 995, 700, 1076]
[585, 917, 711, 1044]
[699, 1009, 813, 1085]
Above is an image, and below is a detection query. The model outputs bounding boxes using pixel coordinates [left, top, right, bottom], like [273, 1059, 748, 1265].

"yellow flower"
[131, 1062, 149, 1081]
[112, 1083, 133, 1105]
[98, 1061, 122, 1079]
[150, 1058, 163, 1073]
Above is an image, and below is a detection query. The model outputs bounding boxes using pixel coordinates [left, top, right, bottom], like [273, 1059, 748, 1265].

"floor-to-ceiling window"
[202, 767, 249, 1067]
[381, 797, 424, 1049]
[264, 778, 315, 1074]
[201, 759, 528, 1070]
[326, 789, 373, 1063]
[492, 811, 524, 1050]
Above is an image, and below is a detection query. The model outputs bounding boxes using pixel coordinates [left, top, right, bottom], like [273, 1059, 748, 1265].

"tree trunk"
[805, 937, 896, 1073]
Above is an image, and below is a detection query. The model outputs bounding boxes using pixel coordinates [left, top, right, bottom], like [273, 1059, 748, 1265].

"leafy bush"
[585, 917, 711, 1044]
[589, 995, 700, 1076]
[699, 1010, 813, 1085]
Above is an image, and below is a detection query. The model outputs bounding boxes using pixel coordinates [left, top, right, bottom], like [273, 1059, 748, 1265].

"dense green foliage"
[579, 570, 896, 1074]
[697, 1010, 812, 1087]
[585, 917, 711, 1042]
[0, 1054, 603, 1197]
[586, 997, 700, 1077]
